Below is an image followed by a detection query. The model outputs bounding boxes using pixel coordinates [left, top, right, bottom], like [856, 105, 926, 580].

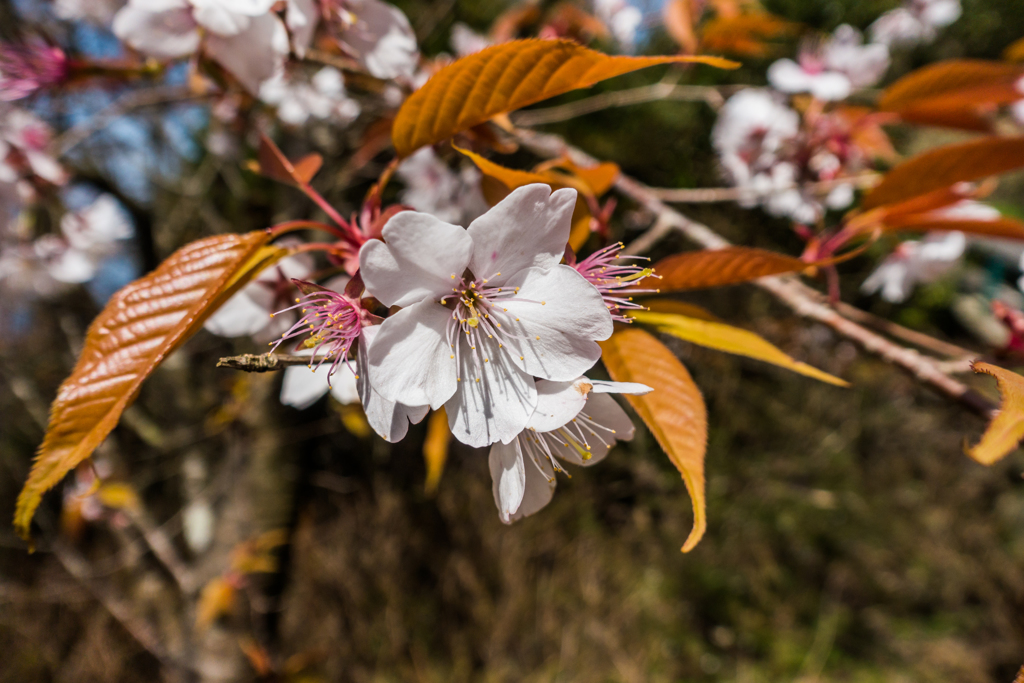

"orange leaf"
[654, 246, 810, 291]
[862, 136, 1024, 210]
[392, 39, 738, 157]
[967, 362, 1024, 465]
[537, 157, 620, 195]
[196, 577, 236, 631]
[879, 60, 1022, 130]
[14, 232, 279, 542]
[1005, 37, 1024, 62]
[664, 0, 699, 54]
[456, 146, 599, 250]
[600, 327, 708, 552]
[883, 215, 1024, 240]
[423, 408, 451, 496]
[700, 13, 798, 58]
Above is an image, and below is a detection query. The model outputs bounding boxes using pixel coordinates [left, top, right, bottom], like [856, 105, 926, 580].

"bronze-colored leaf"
[664, 0, 699, 54]
[654, 246, 809, 291]
[253, 133, 322, 186]
[967, 362, 1024, 465]
[884, 215, 1024, 241]
[862, 136, 1024, 210]
[599, 327, 708, 552]
[879, 60, 1022, 130]
[392, 39, 738, 157]
[14, 232, 280, 542]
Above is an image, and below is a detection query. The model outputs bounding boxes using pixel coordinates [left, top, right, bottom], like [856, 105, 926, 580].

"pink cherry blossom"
[0, 41, 70, 101]
[768, 25, 889, 101]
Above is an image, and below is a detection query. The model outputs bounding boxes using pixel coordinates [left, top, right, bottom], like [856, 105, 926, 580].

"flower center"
[439, 272, 543, 383]
[271, 285, 365, 382]
[574, 242, 660, 323]
[519, 408, 620, 481]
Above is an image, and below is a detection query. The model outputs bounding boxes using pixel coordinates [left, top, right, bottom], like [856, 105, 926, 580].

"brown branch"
[512, 82, 726, 126]
[54, 85, 212, 157]
[510, 127, 997, 419]
[646, 173, 881, 204]
[51, 540, 195, 672]
[217, 353, 315, 372]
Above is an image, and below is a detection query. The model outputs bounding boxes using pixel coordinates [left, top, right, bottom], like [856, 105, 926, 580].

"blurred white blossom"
[768, 25, 889, 101]
[594, 0, 643, 52]
[869, 0, 962, 47]
[862, 231, 966, 303]
[396, 147, 488, 226]
[259, 67, 361, 126]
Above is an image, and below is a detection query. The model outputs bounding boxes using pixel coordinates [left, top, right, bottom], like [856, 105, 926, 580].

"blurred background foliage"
[2, 0, 1024, 681]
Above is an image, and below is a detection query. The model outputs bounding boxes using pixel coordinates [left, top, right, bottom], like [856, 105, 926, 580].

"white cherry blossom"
[396, 147, 488, 226]
[870, 0, 961, 47]
[490, 376, 650, 523]
[259, 67, 361, 127]
[112, 0, 307, 94]
[768, 25, 889, 101]
[861, 231, 966, 303]
[359, 184, 615, 448]
[594, 0, 643, 52]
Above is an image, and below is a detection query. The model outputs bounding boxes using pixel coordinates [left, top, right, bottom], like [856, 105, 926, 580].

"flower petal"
[342, 0, 419, 79]
[286, 0, 319, 56]
[467, 184, 575, 283]
[359, 211, 473, 307]
[589, 380, 652, 395]
[112, 1, 201, 59]
[489, 440, 526, 523]
[366, 301, 457, 409]
[329, 368, 360, 404]
[358, 326, 429, 441]
[205, 13, 289, 94]
[447, 333, 537, 447]
[501, 265, 613, 381]
[505, 449, 556, 522]
[527, 377, 591, 432]
[203, 290, 270, 337]
[280, 364, 331, 409]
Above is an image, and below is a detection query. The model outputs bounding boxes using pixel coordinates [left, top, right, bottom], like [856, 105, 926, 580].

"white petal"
[206, 13, 289, 94]
[489, 440, 526, 523]
[500, 265, 613, 381]
[191, 3, 250, 34]
[589, 380, 652, 395]
[286, 0, 319, 56]
[342, 0, 419, 79]
[526, 377, 591, 433]
[466, 184, 575, 283]
[505, 447, 556, 522]
[328, 368, 360, 404]
[447, 333, 537, 447]
[203, 290, 270, 337]
[809, 72, 852, 101]
[47, 247, 97, 283]
[358, 326, 429, 441]
[112, 2, 201, 59]
[767, 59, 813, 93]
[359, 211, 473, 307]
[280, 365, 331, 409]
[366, 300, 457, 409]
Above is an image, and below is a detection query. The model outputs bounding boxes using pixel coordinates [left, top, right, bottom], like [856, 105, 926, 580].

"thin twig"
[217, 353, 315, 372]
[832, 301, 979, 361]
[646, 173, 881, 204]
[54, 85, 211, 157]
[510, 127, 997, 419]
[51, 540, 195, 672]
[512, 83, 726, 127]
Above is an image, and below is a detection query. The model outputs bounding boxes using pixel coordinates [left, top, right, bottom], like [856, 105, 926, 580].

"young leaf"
[654, 246, 809, 291]
[392, 39, 738, 157]
[664, 0, 699, 54]
[862, 137, 1024, 210]
[632, 311, 848, 387]
[599, 327, 708, 552]
[967, 362, 1024, 465]
[14, 232, 282, 542]
[253, 133, 324, 186]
